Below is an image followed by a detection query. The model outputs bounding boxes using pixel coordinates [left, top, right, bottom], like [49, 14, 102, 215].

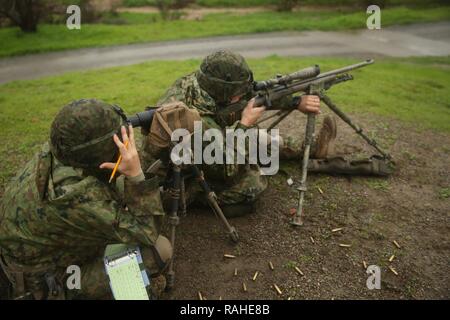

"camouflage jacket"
[0, 143, 164, 277]
[140, 72, 240, 182]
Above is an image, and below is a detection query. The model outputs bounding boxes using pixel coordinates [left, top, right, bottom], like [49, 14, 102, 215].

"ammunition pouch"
[148, 102, 201, 149]
[308, 155, 395, 177]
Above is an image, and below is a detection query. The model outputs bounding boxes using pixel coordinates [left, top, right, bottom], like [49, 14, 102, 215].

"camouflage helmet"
[196, 50, 254, 106]
[50, 99, 127, 169]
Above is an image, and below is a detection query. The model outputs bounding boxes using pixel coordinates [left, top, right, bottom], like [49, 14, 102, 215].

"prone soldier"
[141, 50, 338, 218]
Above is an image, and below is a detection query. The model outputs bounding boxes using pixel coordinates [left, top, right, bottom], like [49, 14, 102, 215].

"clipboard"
[104, 245, 150, 300]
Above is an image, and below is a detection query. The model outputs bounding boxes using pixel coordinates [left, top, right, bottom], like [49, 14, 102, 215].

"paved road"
[1, 21, 449, 84]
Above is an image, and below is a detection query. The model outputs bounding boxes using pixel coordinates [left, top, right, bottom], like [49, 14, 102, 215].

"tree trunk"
[0, 0, 40, 33]
[16, 0, 39, 32]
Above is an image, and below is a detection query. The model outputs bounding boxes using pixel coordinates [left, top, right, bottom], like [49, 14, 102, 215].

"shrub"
[0, 0, 46, 32]
[276, 0, 300, 12]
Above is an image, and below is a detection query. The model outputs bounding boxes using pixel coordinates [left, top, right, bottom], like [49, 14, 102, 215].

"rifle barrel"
[254, 65, 320, 91]
[319, 59, 374, 78]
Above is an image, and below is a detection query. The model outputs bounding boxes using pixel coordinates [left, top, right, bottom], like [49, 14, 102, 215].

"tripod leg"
[190, 165, 239, 243]
[166, 165, 181, 290]
[254, 109, 285, 126]
[292, 112, 316, 226]
[267, 109, 294, 131]
[179, 176, 187, 217]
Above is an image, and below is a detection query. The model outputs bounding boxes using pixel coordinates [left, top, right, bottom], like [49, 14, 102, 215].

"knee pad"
[154, 235, 173, 264]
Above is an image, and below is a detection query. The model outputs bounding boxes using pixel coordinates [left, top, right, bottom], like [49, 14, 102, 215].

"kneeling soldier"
[0, 99, 172, 300]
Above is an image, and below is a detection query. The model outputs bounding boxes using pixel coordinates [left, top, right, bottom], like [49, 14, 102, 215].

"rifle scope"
[253, 65, 320, 91]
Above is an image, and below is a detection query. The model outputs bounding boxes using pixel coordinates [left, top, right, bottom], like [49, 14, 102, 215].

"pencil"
[108, 140, 129, 183]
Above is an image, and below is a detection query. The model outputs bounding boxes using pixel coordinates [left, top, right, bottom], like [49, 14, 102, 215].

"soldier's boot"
[149, 236, 172, 299]
[312, 115, 337, 159]
[222, 202, 255, 218]
[308, 156, 395, 177]
[0, 260, 12, 300]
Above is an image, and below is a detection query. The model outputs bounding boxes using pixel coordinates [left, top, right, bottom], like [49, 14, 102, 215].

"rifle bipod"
[262, 92, 393, 228]
[165, 163, 239, 291]
[319, 93, 393, 161]
[291, 85, 319, 226]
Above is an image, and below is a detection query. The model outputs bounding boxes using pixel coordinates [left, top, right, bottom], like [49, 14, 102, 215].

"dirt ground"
[161, 110, 450, 300]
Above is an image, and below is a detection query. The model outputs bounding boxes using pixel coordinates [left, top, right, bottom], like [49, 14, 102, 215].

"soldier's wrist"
[126, 170, 145, 183]
[238, 120, 251, 129]
[292, 95, 302, 109]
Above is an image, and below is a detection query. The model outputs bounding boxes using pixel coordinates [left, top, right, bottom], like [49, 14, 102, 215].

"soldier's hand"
[298, 95, 321, 114]
[100, 125, 143, 178]
[240, 98, 266, 127]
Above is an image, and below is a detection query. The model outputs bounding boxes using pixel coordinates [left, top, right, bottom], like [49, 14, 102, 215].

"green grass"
[284, 260, 298, 269]
[122, 0, 276, 6]
[123, 0, 447, 8]
[365, 179, 391, 191]
[439, 188, 450, 199]
[0, 56, 449, 192]
[0, 6, 449, 57]
[196, 0, 447, 7]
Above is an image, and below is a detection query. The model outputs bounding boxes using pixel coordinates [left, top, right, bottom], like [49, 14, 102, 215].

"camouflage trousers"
[1, 236, 171, 300]
[173, 165, 268, 218]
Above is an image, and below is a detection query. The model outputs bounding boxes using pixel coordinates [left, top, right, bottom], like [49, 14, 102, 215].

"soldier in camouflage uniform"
[142, 50, 336, 217]
[0, 99, 172, 299]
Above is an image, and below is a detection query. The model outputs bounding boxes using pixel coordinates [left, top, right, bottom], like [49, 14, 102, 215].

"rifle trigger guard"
[264, 90, 272, 108]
